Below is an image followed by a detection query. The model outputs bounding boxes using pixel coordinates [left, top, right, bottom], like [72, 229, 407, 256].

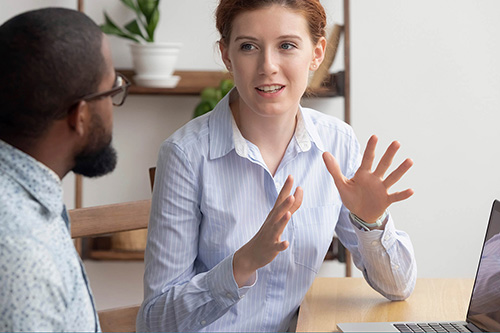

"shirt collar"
[0, 139, 63, 216]
[230, 112, 249, 158]
[299, 105, 326, 152]
[208, 89, 237, 160]
[208, 89, 326, 159]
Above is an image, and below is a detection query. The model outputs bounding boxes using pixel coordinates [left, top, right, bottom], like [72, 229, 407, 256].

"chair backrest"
[97, 305, 140, 333]
[70, 199, 151, 332]
[70, 199, 150, 238]
[149, 167, 156, 191]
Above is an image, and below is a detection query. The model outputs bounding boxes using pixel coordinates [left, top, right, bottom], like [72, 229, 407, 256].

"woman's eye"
[240, 43, 255, 51]
[281, 42, 296, 50]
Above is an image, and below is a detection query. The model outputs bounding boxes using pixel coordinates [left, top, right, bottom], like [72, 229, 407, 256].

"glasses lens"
[111, 89, 125, 106]
[114, 75, 124, 88]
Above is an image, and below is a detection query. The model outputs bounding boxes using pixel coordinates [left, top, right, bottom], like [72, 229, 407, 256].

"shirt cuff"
[206, 253, 257, 308]
[353, 213, 397, 252]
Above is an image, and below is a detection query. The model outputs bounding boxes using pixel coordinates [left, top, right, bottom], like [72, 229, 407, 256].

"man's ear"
[67, 100, 90, 137]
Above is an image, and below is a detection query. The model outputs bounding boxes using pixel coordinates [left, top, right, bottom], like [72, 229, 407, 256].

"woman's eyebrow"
[234, 34, 303, 42]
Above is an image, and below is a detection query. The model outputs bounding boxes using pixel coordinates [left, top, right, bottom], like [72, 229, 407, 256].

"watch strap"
[349, 210, 388, 231]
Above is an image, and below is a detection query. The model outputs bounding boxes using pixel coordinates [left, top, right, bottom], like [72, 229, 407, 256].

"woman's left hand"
[322, 135, 414, 223]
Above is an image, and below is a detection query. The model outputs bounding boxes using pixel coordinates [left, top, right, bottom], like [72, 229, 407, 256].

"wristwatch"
[349, 210, 388, 231]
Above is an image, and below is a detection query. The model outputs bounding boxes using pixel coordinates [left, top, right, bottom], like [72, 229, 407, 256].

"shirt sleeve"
[136, 141, 253, 332]
[0, 235, 67, 331]
[334, 129, 417, 301]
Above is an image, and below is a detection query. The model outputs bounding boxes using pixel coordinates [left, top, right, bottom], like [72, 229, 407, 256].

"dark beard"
[72, 142, 117, 178]
[72, 110, 117, 178]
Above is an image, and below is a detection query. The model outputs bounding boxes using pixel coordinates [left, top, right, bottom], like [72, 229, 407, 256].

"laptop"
[338, 199, 500, 333]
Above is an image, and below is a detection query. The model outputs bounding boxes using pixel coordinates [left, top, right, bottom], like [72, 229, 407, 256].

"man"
[0, 8, 130, 331]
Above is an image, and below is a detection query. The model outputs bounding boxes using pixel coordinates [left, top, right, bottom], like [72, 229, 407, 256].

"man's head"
[0, 8, 123, 178]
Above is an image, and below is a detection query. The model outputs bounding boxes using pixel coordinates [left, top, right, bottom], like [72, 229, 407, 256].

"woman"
[137, 0, 417, 331]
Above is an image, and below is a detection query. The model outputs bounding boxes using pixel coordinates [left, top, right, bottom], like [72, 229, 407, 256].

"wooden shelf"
[119, 69, 232, 95]
[89, 250, 144, 261]
[118, 69, 344, 98]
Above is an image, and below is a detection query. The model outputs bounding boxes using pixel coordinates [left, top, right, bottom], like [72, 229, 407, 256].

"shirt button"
[371, 240, 379, 246]
[201, 320, 206, 325]
[393, 264, 400, 270]
[226, 293, 231, 297]
[274, 181, 281, 190]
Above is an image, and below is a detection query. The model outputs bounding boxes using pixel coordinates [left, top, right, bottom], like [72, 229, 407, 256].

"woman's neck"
[230, 95, 298, 176]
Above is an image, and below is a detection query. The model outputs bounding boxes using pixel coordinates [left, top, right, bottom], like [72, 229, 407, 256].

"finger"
[289, 186, 303, 215]
[274, 210, 293, 240]
[388, 188, 414, 203]
[373, 141, 400, 178]
[323, 152, 347, 192]
[273, 195, 295, 223]
[275, 239, 289, 252]
[383, 158, 413, 188]
[274, 175, 294, 209]
[359, 135, 378, 171]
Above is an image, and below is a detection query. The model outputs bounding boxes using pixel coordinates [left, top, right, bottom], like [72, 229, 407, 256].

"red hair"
[215, 0, 327, 45]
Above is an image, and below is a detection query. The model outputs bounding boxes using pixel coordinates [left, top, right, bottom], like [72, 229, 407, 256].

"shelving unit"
[116, 69, 344, 98]
[77, 1, 351, 270]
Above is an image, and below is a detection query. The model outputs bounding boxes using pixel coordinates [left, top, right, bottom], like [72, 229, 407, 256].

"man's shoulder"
[0, 174, 41, 235]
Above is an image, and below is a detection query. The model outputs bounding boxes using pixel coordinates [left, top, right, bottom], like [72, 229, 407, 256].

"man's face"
[71, 109, 116, 178]
[72, 35, 117, 178]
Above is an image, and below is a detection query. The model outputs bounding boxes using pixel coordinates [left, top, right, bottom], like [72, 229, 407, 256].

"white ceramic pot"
[129, 42, 182, 87]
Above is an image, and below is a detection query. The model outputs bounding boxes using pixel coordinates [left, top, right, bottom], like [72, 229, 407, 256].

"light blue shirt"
[137, 90, 417, 332]
[0, 140, 100, 332]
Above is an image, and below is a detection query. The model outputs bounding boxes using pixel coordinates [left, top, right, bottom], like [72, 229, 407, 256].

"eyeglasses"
[78, 72, 131, 107]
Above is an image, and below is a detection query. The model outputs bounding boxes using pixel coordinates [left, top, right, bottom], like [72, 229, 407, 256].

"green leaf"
[124, 19, 146, 40]
[193, 101, 213, 118]
[200, 87, 218, 101]
[120, 0, 138, 12]
[145, 8, 159, 42]
[138, 0, 159, 22]
[101, 13, 140, 43]
[219, 79, 234, 97]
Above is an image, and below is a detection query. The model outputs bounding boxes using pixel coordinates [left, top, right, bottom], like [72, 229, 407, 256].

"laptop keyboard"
[394, 323, 471, 332]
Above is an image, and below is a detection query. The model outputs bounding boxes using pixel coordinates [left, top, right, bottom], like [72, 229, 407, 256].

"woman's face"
[221, 5, 325, 119]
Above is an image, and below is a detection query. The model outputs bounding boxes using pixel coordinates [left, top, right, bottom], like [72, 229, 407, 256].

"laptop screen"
[467, 200, 500, 332]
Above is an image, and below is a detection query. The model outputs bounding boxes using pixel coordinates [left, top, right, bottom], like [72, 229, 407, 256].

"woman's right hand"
[233, 175, 303, 287]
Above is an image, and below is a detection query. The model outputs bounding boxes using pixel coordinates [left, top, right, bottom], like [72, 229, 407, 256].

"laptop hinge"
[466, 322, 485, 332]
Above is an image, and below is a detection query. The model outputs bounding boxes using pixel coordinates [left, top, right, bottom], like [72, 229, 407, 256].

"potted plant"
[100, 0, 182, 87]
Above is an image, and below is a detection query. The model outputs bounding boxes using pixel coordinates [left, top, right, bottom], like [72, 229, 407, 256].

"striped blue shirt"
[137, 90, 417, 332]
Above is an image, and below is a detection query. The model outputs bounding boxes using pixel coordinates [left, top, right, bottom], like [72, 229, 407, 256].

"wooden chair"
[70, 199, 151, 332]
[148, 166, 352, 277]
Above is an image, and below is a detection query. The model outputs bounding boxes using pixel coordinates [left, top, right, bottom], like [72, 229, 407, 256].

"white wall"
[3, 0, 500, 309]
[350, 0, 500, 280]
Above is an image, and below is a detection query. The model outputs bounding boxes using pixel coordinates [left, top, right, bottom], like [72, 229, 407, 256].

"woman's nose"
[258, 48, 279, 75]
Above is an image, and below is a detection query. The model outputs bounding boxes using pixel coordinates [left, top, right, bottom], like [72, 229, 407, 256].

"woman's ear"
[219, 41, 232, 72]
[67, 100, 90, 137]
[310, 36, 327, 71]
